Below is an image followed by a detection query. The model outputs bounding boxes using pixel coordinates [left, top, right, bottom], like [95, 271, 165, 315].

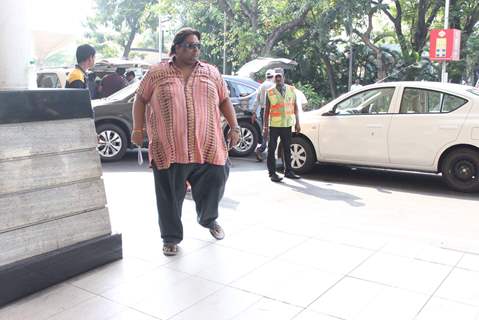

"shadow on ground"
[304, 164, 479, 201]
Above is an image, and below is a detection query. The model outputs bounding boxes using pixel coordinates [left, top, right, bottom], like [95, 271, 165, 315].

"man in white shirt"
[350, 79, 363, 91]
[294, 87, 308, 113]
[251, 69, 275, 161]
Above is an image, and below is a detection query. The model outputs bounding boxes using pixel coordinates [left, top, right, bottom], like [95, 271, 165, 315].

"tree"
[447, 0, 479, 83]
[86, 0, 158, 58]
[353, 2, 387, 80]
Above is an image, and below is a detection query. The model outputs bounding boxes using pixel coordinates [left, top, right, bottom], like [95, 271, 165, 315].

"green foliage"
[85, 0, 158, 58]
[43, 50, 76, 67]
[84, 0, 479, 100]
[294, 82, 326, 110]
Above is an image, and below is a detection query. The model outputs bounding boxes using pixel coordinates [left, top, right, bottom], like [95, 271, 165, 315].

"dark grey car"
[92, 75, 261, 161]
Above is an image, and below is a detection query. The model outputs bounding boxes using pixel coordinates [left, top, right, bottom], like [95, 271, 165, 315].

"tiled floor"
[2, 156, 479, 320]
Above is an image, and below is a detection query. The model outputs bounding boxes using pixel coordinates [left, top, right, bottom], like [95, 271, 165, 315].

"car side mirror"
[322, 109, 337, 116]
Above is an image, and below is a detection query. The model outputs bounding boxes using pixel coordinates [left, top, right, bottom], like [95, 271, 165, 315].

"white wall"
[0, 0, 32, 89]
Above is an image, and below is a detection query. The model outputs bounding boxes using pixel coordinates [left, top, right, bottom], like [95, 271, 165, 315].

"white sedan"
[289, 81, 479, 192]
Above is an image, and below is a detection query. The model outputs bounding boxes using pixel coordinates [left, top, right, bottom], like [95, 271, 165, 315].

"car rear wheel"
[442, 148, 479, 192]
[288, 136, 315, 174]
[229, 122, 258, 157]
[96, 123, 128, 162]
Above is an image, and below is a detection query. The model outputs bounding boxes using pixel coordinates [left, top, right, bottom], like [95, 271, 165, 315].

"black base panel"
[0, 234, 122, 307]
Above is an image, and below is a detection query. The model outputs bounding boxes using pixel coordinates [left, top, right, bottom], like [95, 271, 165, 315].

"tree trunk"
[261, 4, 312, 56]
[376, 49, 386, 81]
[320, 52, 337, 99]
[122, 21, 138, 59]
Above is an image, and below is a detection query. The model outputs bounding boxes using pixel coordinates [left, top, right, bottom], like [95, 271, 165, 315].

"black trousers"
[267, 126, 292, 176]
[152, 163, 230, 244]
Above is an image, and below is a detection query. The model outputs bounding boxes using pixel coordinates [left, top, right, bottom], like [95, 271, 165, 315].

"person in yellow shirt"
[65, 44, 96, 90]
[264, 68, 301, 182]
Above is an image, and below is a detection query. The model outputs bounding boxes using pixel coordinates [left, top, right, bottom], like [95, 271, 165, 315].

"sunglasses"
[179, 42, 202, 50]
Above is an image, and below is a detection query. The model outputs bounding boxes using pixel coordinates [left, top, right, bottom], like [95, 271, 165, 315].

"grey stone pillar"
[0, 4, 122, 304]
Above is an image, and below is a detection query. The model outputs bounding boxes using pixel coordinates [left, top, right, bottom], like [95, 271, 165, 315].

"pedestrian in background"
[252, 69, 275, 161]
[264, 68, 301, 182]
[101, 67, 128, 97]
[131, 27, 240, 256]
[126, 71, 136, 84]
[350, 79, 362, 91]
[65, 44, 96, 90]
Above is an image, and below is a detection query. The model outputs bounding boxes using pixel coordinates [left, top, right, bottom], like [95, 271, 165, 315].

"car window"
[37, 73, 61, 88]
[225, 80, 238, 98]
[442, 94, 467, 112]
[466, 88, 479, 96]
[400, 88, 467, 114]
[236, 83, 256, 97]
[335, 88, 395, 115]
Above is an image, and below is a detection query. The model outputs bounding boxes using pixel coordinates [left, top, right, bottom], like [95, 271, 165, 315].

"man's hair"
[126, 71, 135, 78]
[76, 44, 96, 64]
[169, 28, 201, 56]
[116, 67, 126, 75]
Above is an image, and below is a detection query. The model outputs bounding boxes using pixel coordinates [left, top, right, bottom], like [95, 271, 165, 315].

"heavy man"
[131, 28, 240, 256]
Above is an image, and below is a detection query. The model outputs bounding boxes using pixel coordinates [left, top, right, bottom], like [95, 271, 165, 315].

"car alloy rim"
[290, 143, 307, 169]
[233, 127, 254, 152]
[97, 130, 122, 157]
[453, 160, 477, 182]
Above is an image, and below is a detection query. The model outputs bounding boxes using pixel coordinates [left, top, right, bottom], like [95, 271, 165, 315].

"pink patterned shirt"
[137, 60, 229, 170]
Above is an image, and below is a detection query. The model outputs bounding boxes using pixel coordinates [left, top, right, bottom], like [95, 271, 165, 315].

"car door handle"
[366, 124, 383, 129]
[439, 125, 459, 130]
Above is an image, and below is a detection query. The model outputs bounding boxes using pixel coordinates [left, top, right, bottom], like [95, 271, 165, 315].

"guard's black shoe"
[255, 149, 264, 162]
[270, 173, 283, 182]
[284, 172, 301, 179]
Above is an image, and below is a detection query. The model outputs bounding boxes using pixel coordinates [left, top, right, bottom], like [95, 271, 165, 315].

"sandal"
[163, 243, 178, 256]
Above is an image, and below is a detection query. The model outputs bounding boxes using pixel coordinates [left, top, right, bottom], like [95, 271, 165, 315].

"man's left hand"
[295, 123, 301, 133]
[227, 129, 241, 149]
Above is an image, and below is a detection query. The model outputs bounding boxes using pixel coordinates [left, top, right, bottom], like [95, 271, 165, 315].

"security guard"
[264, 68, 301, 182]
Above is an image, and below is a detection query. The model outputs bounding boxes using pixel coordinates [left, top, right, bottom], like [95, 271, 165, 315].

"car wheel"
[288, 136, 315, 174]
[229, 122, 258, 157]
[442, 148, 479, 192]
[96, 123, 128, 162]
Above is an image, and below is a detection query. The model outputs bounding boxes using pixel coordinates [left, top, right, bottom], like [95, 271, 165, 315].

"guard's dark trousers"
[152, 163, 229, 244]
[267, 126, 292, 176]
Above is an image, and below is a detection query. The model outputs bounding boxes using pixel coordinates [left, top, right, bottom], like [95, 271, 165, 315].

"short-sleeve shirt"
[136, 59, 229, 170]
[65, 67, 87, 89]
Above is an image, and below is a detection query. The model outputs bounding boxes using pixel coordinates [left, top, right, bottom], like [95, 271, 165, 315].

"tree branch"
[463, 4, 479, 36]
[216, 0, 235, 19]
[261, 3, 313, 55]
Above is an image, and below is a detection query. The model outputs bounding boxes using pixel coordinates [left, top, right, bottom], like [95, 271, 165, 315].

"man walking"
[65, 44, 95, 89]
[264, 69, 301, 182]
[252, 69, 275, 161]
[131, 28, 240, 256]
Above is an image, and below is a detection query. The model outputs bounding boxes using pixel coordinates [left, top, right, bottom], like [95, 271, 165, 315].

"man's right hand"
[131, 130, 144, 146]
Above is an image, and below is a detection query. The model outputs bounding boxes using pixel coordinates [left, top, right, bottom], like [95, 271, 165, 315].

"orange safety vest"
[267, 85, 296, 127]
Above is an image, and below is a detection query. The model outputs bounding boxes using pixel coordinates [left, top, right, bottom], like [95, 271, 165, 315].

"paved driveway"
[2, 152, 479, 320]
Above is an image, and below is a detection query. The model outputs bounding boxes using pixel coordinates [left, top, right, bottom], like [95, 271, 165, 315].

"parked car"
[36, 59, 149, 90]
[92, 75, 261, 161]
[286, 81, 479, 192]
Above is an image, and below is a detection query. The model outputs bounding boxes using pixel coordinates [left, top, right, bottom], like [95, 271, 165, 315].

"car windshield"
[103, 82, 139, 101]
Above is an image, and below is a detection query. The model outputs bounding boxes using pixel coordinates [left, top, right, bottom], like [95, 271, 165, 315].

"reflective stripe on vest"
[267, 85, 296, 127]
